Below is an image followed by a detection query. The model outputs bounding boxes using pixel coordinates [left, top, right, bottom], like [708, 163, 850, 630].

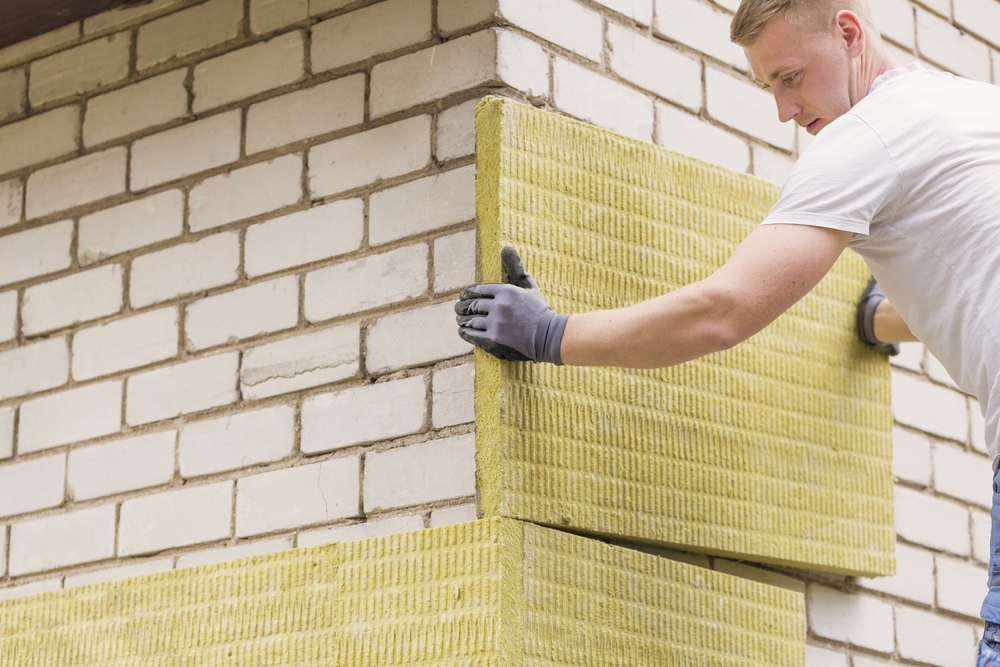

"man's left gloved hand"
[455, 247, 570, 364]
[856, 277, 900, 356]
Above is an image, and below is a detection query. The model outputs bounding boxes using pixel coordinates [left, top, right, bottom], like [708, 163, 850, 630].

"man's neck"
[851, 41, 903, 105]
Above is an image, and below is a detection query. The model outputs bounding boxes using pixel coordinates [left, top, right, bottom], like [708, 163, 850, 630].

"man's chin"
[806, 119, 825, 135]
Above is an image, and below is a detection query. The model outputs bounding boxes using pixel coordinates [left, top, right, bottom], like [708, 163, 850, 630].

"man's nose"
[773, 90, 800, 124]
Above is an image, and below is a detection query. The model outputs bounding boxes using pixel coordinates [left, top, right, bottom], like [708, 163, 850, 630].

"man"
[456, 0, 1000, 661]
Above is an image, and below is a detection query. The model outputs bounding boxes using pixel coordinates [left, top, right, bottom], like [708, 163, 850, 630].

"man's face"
[745, 14, 855, 135]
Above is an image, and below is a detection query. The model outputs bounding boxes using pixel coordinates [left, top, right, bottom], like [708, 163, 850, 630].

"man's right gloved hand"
[455, 247, 569, 365]
[856, 277, 900, 356]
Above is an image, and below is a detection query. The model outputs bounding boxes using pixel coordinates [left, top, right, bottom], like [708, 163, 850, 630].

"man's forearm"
[873, 300, 919, 342]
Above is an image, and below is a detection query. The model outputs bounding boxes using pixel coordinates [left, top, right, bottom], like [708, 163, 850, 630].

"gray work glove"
[455, 247, 570, 364]
[856, 277, 900, 356]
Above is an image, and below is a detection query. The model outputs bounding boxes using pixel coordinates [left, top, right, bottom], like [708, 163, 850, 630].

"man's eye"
[783, 73, 798, 85]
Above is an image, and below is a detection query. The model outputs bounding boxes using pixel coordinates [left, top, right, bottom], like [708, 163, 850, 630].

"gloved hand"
[455, 247, 570, 364]
[856, 277, 900, 356]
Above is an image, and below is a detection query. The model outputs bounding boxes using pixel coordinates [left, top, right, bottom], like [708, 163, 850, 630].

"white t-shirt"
[763, 63, 1000, 462]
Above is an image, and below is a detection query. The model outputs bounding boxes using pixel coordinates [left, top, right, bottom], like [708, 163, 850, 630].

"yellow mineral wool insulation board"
[474, 96, 894, 577]
[0, 518, 805, 667]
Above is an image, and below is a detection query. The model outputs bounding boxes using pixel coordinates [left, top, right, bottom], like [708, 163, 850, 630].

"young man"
[456, 1, 1000, 660]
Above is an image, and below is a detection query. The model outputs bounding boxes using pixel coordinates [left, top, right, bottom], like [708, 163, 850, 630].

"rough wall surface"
[0, 0, 996, 664]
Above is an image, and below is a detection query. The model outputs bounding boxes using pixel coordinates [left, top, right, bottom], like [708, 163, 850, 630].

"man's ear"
[835, 9, 866, 57]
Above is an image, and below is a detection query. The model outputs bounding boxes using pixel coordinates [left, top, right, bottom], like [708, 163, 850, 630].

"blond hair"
[730, 0, 875, 46]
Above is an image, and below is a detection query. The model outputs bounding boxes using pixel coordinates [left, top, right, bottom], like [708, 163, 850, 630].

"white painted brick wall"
[363, 433, 476, 512]
[655, 102, 751, 173]
[311, 0, 433, 73]
[607, 22, 702, 112]
[653, 0, 747, 69]
[65, 558, 173, 588]
[553, 56, 655, 142]
[752, 145, 795, 185]
[706, 67, 796, 150]
[892, 371, 969, 442]
[29, 32, 130, 105]
[244, 199, 364, 277]
[0, 454, 65, 518]
[78, 190, 184, 265]
[0, 337, 69, 401]
[240, 324, 360, 400]
[119, 481, 233, 555]
[0, 290, 16, 343]
[936, 554, 987, 618]
[806, 645, 849, 667]
[369, 166, 475, 245]
[498, 0, 602, 62]
[0, 68, 26, 123]
[916, 8, 992, 82]
[896, 605, 977, 667]
[131, 111, 242, 191]
[18, 380, 122, 454]
[179, 406, 294, 477]
[184, 276, 299, 351]
[126, 352, 238, 425]
[235, 457, 361, 536]
[437, 0, 496, 34]
[0, 23, 78, 71]
[9, 505, 116, 575]
[189, 153, 303, 232]
[871, 0, 916, 49]
[429, 504, 479, 527]
[0, 178, 23, 228]
[495, 30, 550, 98]
[192, 31, 305, 113]
[432, 363, 475, 428]
[298, 515, 424, 547]
[892, 427, 932, 486]
[857, 542, 935, 605]
[72, 307, 179, 380]
[366, 301, 473, 374]
[954, 0, 1000, 53]
[83, 0, 180, 35]
[130, 232, 240, 308]
[0, 407, 13, 459]
[300, 376, 426, 454]
[434, 230, 476, 294]
[249, 0, 307, 35]
[436, 98, 479, 161]
[0, 106, 79, 178]
[0, 579, 62, 601]
[926, 352, 961, 389]
[176, 537, 292, 569]
[22, 263, 123, 335]
[83, 69, 189, 147]
[807, 586, 895, 652]
[68, 431, 175, 500]
[895, 485, 971, 556]
[136, 0, 243, 70]
[245, 74, 365, 155]
[933, 443, 993, 508]
[25, 147, 127, 220]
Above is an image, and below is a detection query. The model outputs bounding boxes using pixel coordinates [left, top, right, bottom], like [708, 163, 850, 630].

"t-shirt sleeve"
[762, 114, 901, 236]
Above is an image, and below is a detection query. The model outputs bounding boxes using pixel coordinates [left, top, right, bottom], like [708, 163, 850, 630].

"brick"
[972, 508, 991, 564]
[68, 430, 175, 500]
[311, 0, 432, 73]
[895, 485, 970, 556]
[363, 433, 476, 512]
[65, 558, 173, 588]
[137, 0, 243, 70]
[179, 405, 294, 477]
[0, 68, 26, 122]
[0, 290, 15, 343]
[184, 276, 299, 351]
[235, 457, 361, 536]
[0, 337, 69, 401]
[712, 560, 805, 593]
[29, 32, 130, 106]
[0, 23, 80, 70]
[126, 352, 238, 425]
[241, 323, 360, 400]
[891, 340, 925, 372]
[871, 0, 916, 48]
[246, 74, 365, 154]
[654, 0, 747, 70]
[244, 198, 364, 277]
[131, 110, 242, 191]
[188, 153, 303, 232]
[26, 146, 127, 220]
[9, 505, 115, 576]
[434, 229, 475, 293]
[0, 579, 62, 602]
[916, 8, 992, 82]
[0, 454, 65, 518]
[934, 443, 993, 508]
[896, 605, 976, 667]
[308, 115, 431, 197]
[73, 307, 179, 381]
[298, 515, 425, 547]
[955, 0, 1000, 50]
[22, 263, 123, 335]
[857, 542, 935, 605]
[971, 397, 988, 454]
[852, 657, 893, 667]
[655, 102, 751, 173]
[498, 0, 602, 61]
[607, 23, 702, 112]
[83, 69, 189, 147]
[436, 98, 479, 161]
[83, 0, 181, 34]
[366, 301, 474, 374]
[0, 406, 12, 459]
[250, 0, 308, 34]
[994, 49, 1000, 85]
[130, 232, 240, 308]
[496, 30, 550, 98]
[805, 645, 849, 667]
[18, 380, 122, 454]
[78, 190, 184, 265]
[752, 145, 795, 185]
[304, 243, 428, 321]
[892, 426, 932, 486]
[806, 585, 894, 652]
[433, 363, 474, 428]
[553, 57, 654, 142]
[926, 351, 961, 389]
[917, 0, 951, 15]
[192, 31, 305, 113]
[177, 538, 291, 569]
[301, 376, 426, 454]
[937, 555, 988, 618]
[438, 0, 497, 34]
[706, 68, 795, 150]
[429, 504, 478, 528]
[369, 166, 475, 245]
[119, 481, 233, 555]
[0, 106, 79, 178]
[892, 371, 969, 442]
[0, 178, 23, 228]
[600, 0, 655, 22]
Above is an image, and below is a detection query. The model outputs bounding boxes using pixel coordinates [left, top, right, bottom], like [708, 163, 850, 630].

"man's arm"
[874, 300, 918, 342]
[559, 223, 853, 368]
